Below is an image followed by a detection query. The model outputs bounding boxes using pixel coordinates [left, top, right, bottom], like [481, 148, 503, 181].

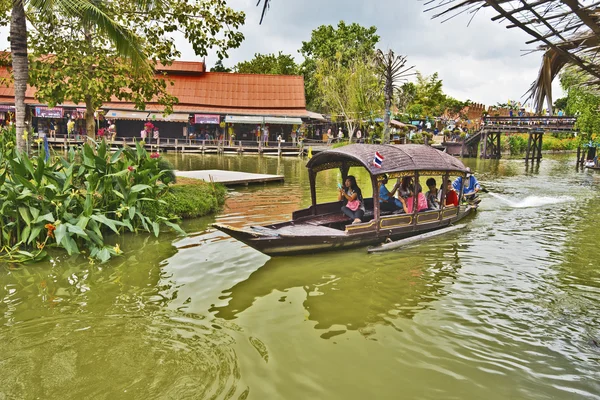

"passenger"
[398, 176, 413, 199]
[398, 183, 428, 214]
[425, 178, 440, 210]
[442, 179, 459, 207]
[379, 174, 402, 212]
[452, 167, 481, 202]
[338, 175, 365, 224]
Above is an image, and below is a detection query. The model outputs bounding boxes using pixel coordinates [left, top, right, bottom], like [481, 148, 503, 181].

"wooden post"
[440, 172, 449, 213]
[309, 169, 317, 215]
[496, 132, 501, 159]
[372, 174, 381, 230]
[175, 138, 178, 153]
[412, 172, 419, 227]
[537, 133, 543, 161]
[278, 138, 281, 157]
[482, 132, 488, 159]
[525, 132, 532, 162]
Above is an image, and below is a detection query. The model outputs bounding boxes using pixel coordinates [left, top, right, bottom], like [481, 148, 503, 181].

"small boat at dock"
[214, 144, 478, 256]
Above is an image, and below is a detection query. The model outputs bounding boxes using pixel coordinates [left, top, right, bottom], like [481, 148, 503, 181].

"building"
[0, 60, 308, 142]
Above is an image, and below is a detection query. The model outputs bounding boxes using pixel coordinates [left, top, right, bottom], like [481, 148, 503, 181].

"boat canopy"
[306, 144, 469, 177]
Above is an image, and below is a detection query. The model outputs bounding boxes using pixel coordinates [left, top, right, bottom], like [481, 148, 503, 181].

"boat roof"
[306, 144, 468, 175]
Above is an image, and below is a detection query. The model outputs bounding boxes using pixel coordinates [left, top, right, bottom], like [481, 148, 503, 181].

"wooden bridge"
[462, 116, 577, 161]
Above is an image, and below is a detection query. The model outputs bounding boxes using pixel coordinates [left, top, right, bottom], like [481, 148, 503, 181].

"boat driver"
[452, 167, 481, 203]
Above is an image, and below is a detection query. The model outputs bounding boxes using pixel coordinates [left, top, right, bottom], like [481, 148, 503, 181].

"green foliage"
[560, 68, 600, 141]
[553, 97, 568, 112]
[158, 158, 176, 184]
[210, 60, 232, 72]
[508, 135, 528, 155]
[145, 183, 226, 219]
[235, 52, 299, 75]
[0, 126, 185, 263]
[26, 0, 245, 138]
[400, 72, 470, 120]
[331, 141, 349, 149]
[316, 58, 381, 139]
[300, 21, 380, 111]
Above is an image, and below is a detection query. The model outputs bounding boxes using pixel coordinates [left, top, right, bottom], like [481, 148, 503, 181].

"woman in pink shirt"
[398, 183, 429, 214]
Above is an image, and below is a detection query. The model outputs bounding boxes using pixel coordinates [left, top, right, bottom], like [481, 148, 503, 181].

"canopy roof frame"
[425, 0, 600, 112]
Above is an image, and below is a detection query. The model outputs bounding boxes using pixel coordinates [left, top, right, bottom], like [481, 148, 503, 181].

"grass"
[147, 178, 227, 220]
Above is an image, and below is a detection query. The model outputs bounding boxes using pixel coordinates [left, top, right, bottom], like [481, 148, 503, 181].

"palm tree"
[10, 0, 149, 153]
[374, 49, 414, 144]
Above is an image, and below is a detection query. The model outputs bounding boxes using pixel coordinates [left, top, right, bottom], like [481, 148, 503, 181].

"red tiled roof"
[155, 60, 206, 74]
[0, 62, 307, 117]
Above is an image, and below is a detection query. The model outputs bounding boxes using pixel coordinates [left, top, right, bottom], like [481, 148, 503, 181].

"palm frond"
[256, 0, 270, 24]
[29, 0, 151, 74]
[425, 0, 600, 112]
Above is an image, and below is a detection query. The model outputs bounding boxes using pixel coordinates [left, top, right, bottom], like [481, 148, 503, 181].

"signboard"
[194, 114, 220, 124]
[0, 105, 15, 112]
[35, 107, 64, 118]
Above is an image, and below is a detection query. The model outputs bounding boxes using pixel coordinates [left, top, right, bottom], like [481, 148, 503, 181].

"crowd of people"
[337, 169, 481, 224]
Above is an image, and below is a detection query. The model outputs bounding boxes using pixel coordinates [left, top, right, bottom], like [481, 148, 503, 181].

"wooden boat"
[213, 144, 477, 256]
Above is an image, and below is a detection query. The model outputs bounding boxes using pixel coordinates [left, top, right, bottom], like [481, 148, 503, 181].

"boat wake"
[488, 192, 575, 208]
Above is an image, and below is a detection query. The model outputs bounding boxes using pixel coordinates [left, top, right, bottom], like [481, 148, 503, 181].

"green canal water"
[1, 154, 600, 399]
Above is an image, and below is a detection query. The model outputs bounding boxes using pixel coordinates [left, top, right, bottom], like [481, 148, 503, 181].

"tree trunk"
[383, 81, 392, 144]
[85, 96, 96, 141]
[11, 0, 28, 154]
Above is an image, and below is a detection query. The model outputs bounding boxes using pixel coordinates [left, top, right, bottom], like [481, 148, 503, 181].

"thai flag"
[373, 151, 384, 168]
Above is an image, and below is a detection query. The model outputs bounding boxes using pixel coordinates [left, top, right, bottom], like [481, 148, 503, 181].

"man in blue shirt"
[379, 174, 402, 211]
[452, 167, 481, 203]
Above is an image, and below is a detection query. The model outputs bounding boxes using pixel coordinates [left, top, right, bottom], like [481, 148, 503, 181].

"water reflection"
[0, 233, 246, 400]
[210, 242, 464, 338]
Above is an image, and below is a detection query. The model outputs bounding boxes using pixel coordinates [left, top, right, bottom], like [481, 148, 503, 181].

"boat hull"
[214, 206, 475, 256]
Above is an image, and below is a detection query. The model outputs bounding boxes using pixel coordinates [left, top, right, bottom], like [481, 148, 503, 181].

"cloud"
[0, 0, 564, 106]
[192, 0, 563, 106]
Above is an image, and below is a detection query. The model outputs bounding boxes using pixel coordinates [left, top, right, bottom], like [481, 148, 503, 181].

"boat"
[213, 144, 477, 256]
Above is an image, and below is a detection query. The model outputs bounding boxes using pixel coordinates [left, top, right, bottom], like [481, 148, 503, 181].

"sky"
[0, 0, 563, 108]
[194, 0, 564, 108]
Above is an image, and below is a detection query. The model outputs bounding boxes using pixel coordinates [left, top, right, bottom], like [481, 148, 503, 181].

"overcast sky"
[195, 0, 564, 108]
[0, 0, 563, 108]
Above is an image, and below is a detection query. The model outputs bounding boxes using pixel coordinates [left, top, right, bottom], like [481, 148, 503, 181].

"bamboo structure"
[425, 0, 600, 113]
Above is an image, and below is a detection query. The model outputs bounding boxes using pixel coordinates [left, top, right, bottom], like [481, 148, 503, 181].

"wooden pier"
[175, 170, 284, 186]
[45, 136, 309, 157]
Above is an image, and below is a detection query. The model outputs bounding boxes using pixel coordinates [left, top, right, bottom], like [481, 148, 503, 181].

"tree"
[395, 82, 416, 115]
[300, 21, 380, 111]
[211, 60, 232, 72]
[235, 52, 298, 75]
[26, 0, 244, 140]
[554, 97, 568, 112]
[374, 50, 414, 143]
[5, 0, 151, 153]
[316, 57, 381, 140]
[560, 68, 600, 141]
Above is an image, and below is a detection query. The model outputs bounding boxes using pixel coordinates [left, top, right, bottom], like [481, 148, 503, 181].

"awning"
[306, 111, 326, 121]
[225, 115, 304, 125]
[106, 110, 149, 120]
[148, 113, 190, 122]
[225, 115, 264, 124]
[264, 116, 303, 125]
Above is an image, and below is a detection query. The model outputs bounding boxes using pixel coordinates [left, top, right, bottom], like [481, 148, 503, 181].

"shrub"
[508, 135, 528, 155]
[0, 126, 184, 263]
[147, 183, 227, 219]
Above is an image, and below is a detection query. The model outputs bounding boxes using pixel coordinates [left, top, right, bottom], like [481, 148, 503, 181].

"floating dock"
[175, 170, 284, 186]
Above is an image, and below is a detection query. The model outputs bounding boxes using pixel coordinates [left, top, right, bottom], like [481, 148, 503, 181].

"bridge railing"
[483, 116, 577, 131]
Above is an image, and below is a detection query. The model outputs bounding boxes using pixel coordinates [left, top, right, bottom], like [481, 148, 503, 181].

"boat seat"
[306, 213, 351, 226]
